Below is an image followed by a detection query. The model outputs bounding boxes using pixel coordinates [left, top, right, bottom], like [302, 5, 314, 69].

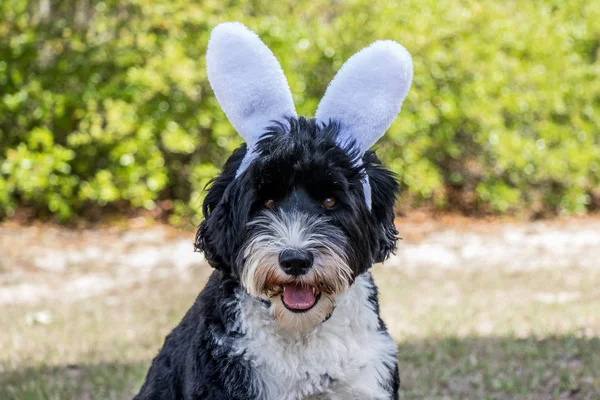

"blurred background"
[1, 1, 599, 399]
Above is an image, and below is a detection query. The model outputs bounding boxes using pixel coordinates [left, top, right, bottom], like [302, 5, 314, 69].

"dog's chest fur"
[237, 273, 397, 400]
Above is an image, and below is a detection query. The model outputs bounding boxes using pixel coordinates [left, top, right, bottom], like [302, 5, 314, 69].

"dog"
[135, 22, 413, 400]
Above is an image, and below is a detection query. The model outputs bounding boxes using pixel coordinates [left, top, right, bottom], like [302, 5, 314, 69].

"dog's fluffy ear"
[363, 152, 401, 263]
[195, 146, 254, 274]
[206, 22, 297, 177]
[315, 40, 412, 210]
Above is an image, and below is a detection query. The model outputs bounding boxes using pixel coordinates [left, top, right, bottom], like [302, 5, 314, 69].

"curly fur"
[135, 118, 400, 399]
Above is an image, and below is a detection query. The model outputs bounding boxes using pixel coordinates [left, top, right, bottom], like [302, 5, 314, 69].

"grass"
[1, 255, 599, 399]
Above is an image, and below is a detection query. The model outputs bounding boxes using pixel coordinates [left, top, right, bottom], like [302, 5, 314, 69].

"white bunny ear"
[206, 22, 297, 177]
[315, 40, 413, 210]
[315, 40, 413, 152]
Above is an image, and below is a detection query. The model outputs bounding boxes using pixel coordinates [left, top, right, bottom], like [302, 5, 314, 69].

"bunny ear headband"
[206, 22, 413, 210]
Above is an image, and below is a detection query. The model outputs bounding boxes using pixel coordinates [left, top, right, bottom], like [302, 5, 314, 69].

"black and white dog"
[135, 22, 413, 400]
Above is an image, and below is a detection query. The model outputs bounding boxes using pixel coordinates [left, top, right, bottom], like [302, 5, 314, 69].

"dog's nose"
[279, 249, 313, 276]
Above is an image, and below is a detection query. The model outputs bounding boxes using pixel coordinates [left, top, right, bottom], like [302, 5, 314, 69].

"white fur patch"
[237, 274, 398, 400]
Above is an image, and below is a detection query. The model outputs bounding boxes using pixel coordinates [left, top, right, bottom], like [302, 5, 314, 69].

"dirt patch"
[0, 224, 207, 305]
[391, 217, 600, 272]
[1, 217, 598, 305]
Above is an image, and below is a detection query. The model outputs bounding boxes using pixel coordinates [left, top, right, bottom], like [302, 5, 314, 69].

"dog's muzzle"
[241, 211, 351, 330]
[278, 248, 321, 311]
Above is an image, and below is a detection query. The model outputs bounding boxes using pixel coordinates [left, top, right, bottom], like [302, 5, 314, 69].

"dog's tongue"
[283, 284, 316, 310]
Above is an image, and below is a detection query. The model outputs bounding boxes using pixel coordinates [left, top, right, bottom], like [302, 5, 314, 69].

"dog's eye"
[264, 199, 276, 209]
[322, 197, 336, 209]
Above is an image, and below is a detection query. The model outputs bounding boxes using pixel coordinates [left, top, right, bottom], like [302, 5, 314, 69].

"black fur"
[135, 117, 400, 399]
[197, 117, 398, 275]
[135, 272, 259, 399]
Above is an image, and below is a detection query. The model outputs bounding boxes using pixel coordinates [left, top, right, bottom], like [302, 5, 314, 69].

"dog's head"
[195, 22, 412, 331]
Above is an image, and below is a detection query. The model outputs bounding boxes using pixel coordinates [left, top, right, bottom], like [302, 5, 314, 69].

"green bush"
[1, 0, 599, 223]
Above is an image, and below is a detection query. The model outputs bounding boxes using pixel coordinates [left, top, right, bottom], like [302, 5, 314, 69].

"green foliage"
[1, 0, 599, 222]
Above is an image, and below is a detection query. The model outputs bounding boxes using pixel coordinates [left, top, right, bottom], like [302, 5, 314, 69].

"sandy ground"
[1, 216, 599, 306]
[390, 217, 600, 271]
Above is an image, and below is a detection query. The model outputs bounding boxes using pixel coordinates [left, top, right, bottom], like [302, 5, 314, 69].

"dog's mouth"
[282, 283, 321, 312]
[266, 283, 321, 313]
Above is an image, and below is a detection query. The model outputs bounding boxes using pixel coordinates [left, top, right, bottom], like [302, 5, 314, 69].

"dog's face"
[196, 118, 399, 330]
[199, 22, 412, 330]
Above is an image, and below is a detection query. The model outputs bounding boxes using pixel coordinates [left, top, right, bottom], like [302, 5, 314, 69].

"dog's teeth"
[312, 287, 316, 295]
